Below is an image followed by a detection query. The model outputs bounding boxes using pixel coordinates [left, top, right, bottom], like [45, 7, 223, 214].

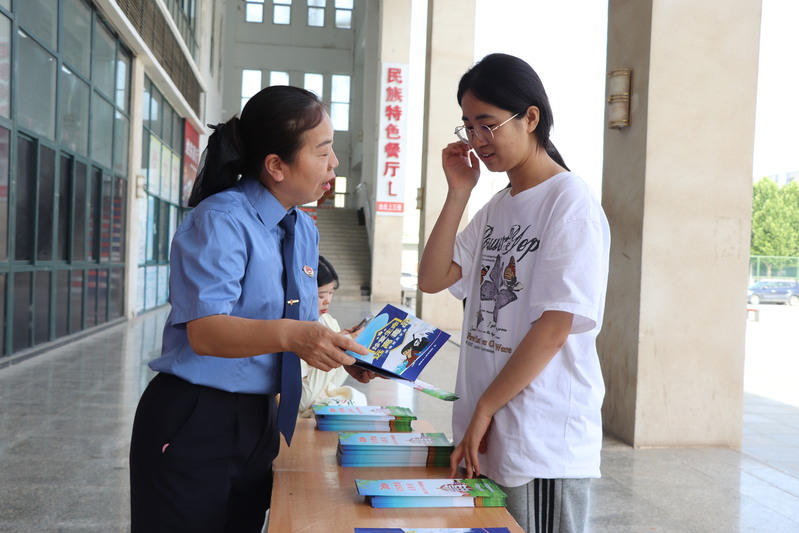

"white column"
[599, 0, 762, 446]
[124, 57, 146, 319]
[416, 0, 476, 329]
[369, 0, 414, 303]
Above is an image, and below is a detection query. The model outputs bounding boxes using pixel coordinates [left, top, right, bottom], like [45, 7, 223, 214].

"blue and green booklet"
[346, 304, 457, 401]
[337, 432, 454, 467]
[354, 478, 507, 508]
[312, 405, 417, 432]
[354, 529, 512, 532]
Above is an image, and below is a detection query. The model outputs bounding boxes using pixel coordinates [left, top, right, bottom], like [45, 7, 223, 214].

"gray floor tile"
[1, 302, 799, 532]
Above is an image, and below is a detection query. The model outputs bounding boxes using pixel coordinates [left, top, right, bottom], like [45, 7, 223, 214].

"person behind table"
[298, 255, 367, 416]
[129, 86, 374, 533]
[417, 53, 610, 533]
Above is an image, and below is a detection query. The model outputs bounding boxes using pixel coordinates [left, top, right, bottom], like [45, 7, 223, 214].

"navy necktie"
[277, 212, 302, 445]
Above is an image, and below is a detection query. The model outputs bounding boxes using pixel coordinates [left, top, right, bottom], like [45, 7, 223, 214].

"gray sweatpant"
[499, 478, 591, 533]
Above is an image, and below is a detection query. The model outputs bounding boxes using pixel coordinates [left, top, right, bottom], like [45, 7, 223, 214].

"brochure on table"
[355, 478, 507, 508]
[354, 528, 512, 533]
[337, 432, 454, 467]
[312, 405, 416, 432]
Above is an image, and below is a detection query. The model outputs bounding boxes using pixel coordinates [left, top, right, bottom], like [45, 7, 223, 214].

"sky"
[752, 0, 799, 182]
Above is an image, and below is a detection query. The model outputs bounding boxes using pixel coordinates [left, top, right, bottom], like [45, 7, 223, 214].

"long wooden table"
[268, 418, 523, 532]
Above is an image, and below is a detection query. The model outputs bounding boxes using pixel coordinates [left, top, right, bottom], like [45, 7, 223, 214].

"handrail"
[316, 192, 351, 209]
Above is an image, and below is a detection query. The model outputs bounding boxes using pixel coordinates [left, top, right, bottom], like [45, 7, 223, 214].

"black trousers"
[130, 373, 280, 533]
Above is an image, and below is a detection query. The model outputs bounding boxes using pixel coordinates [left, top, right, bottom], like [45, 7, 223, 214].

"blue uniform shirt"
[149, 176, 319, 394]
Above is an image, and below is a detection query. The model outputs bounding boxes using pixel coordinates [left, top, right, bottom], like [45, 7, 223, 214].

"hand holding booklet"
[346, 304, 458, 401]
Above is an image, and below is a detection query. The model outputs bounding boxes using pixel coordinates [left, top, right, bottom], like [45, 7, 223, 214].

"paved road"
[744, 304, 799, 407]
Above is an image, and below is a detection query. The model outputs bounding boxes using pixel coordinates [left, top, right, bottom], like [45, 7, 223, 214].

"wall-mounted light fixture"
[135, 174, 147, 198]
[607, 69, 632, 129]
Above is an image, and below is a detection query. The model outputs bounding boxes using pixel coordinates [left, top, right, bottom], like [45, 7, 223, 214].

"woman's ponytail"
[187, 117, 245, 207]
[544, 138, 569, 172]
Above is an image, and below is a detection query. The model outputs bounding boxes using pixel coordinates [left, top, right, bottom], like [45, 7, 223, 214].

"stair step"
[314, 208, 371, 300]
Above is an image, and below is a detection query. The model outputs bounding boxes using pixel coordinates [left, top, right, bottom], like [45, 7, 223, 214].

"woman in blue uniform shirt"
[129, 86, 374, 533]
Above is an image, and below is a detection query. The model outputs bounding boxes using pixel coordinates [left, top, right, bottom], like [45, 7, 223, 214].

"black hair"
[457, 53, 569, 170]
[317, 255, 339, 289]
[188, 86, 326, 207]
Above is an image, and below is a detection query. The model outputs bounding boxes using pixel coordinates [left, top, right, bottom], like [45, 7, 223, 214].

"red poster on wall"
[182, 121, 201, 207]
[376, 63, 408, 215]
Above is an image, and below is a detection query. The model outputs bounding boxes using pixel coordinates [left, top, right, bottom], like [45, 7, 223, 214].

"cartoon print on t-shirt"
[475, 307, 485, 328]
[478, 254, 523, 324]
[468, 221, 539, 345]
[479, 255, 501, 303]
[502, 256, 523, 292]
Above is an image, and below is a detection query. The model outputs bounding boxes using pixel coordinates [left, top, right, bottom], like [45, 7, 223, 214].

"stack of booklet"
[354, 478, 508, 508]
[337, 432, 454, 467]
[312, 405, 417, 432]
[354, 529, 512, 533]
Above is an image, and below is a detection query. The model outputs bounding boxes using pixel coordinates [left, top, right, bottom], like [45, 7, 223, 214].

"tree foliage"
[751, 178, 799, 275]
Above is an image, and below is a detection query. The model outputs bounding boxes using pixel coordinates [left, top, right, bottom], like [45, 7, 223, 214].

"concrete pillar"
[416, 0, 476, 329]
[599, 0, 762, 446]
[369, 0, 413, 303]
[124, 57, 145, 319]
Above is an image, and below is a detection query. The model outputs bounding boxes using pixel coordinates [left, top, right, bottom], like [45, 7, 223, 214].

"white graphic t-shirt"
[450, 172, 610, 486]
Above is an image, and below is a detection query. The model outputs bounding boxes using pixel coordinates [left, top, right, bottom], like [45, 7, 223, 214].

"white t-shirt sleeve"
[450, 209, 485, 300]
[528, 206, 606, 335]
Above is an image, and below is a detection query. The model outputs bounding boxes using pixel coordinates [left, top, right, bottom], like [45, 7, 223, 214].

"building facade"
[0, 0, 414, 360]
[0, 0, 218, 358]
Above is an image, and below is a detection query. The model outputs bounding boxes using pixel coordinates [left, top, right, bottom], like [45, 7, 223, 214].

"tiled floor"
[0, 300, 798, 532]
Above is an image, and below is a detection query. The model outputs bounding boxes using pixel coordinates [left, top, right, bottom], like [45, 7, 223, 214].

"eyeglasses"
[454, 113, 520, 145]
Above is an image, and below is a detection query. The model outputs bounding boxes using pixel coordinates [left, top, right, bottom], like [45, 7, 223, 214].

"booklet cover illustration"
[347, 304, 451, 384]
[354, 478, 507, 508]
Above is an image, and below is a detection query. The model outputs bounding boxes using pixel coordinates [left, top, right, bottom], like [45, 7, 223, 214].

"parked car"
[400, 272, 418, 308]
[747, 280, 799, 305]
[400, 272, 418, 291]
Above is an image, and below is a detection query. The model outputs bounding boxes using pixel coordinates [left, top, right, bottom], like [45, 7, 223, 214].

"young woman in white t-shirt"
[418, 53, 610, 533]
